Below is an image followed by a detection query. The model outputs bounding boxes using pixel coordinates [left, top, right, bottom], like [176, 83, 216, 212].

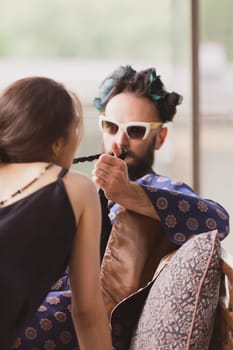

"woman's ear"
[155, 127, 168, 150]
[51, 137, 64, 162]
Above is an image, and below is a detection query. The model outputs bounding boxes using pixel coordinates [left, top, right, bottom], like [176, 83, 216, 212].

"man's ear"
[155, 127, 168, 150]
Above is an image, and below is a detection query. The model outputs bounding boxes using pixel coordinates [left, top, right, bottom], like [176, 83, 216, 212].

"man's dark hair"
[93, 65, 183, 123]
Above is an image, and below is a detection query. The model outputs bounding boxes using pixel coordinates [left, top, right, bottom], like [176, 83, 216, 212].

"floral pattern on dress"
[11, 275, 79, 350]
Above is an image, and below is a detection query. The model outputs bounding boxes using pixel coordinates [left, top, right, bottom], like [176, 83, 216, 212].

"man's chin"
[124, 155, 135, 165]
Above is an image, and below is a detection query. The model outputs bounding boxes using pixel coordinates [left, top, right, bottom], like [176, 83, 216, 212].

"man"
[93, 64, 228, 256]
[92, 65, 229, 326]
[13, 65, 229, 349]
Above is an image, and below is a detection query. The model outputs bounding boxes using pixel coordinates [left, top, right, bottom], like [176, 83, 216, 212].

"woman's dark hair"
[0, 77, 82, 163]
[93, 65, 183, 123]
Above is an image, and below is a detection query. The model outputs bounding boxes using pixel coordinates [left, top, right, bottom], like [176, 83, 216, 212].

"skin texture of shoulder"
[63, 170, 99, 224]
[62, 170, 112, 350]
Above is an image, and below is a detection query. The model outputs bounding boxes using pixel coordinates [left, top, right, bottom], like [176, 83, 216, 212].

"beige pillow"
[129, 230, 221, 350]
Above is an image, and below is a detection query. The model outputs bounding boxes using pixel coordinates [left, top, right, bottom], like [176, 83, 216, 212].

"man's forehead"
[105, 93, 160, 122]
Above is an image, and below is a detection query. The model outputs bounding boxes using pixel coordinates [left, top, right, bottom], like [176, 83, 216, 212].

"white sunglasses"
[99, 115, 162, 140]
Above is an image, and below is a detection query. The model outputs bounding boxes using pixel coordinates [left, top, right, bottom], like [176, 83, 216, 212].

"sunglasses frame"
[99, 114, 162, 140]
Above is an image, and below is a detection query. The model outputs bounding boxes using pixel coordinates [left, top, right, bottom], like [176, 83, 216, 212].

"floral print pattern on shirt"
[109, 173, 229, 244]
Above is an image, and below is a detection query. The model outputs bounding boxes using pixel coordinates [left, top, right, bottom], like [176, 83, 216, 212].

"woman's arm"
[64, 171, 112, 350]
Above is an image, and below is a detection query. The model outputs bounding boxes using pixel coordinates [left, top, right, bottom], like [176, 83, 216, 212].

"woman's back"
[0, 166, 76, 348]
[0, 76, 112, 350]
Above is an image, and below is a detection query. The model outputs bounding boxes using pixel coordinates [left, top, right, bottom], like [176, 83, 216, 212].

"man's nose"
[116, 130, 129, 148]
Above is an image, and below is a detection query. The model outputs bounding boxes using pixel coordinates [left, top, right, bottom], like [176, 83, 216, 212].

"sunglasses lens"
[101, 120, 119, 135]
[127, 126, 146, 139]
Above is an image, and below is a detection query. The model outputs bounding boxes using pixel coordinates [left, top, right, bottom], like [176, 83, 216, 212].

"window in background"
[0, 0, 192, 182]
[200, 0, 233, 252]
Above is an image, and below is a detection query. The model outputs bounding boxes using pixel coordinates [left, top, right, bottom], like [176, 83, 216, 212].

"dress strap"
[58, 167, 69, 178]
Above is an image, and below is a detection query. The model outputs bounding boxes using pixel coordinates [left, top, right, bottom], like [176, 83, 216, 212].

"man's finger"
[112, 142, 122, 158]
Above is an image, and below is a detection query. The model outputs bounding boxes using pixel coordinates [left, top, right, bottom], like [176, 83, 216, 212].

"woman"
[0, 77, 111, 350]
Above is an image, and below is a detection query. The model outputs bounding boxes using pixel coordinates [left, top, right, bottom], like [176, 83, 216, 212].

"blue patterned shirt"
[109, 173, 229, 244]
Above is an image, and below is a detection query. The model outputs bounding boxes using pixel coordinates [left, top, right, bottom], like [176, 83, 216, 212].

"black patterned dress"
[0, 168, 76, 350]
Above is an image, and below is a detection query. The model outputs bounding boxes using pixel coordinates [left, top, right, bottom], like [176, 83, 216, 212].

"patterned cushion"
[129, 230, 221, 350]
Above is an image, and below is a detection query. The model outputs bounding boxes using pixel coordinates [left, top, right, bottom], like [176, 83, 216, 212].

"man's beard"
[101, 135, 156, 181]
[126, 136, 156, 180]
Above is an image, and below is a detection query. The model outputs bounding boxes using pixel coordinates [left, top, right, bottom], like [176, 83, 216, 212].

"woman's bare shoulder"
[63, 169, 98, 196]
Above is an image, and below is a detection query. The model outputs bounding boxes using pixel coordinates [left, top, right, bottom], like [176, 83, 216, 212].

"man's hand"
[92, 144, 130, 203]
[92, 143, 159, 220]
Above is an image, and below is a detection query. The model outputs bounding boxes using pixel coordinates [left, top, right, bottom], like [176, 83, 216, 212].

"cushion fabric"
[101, 209, 178, 318]
[129, 230, 221, 350]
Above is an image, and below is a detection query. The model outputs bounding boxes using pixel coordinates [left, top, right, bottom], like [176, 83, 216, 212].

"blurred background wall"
[0, 0, 232, 251]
